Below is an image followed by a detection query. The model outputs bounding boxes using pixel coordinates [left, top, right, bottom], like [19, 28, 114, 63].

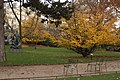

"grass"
[2, 45, 80, 65]
[0, 45, 120, 65]
[62, 73, 120, 80]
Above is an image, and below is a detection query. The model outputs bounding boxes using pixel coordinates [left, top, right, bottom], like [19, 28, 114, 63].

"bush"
[105, 45, 120, 52]
[40, 38, 58, 47]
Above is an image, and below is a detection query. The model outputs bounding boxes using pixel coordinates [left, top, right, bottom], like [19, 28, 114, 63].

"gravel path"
[0, 60, 120, 79]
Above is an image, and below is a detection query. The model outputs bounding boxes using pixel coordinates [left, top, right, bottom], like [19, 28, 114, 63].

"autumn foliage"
[21, 0, 120, 57]
[22, 16, 57, 46]
[22, 16, 44, 44]
[53, 2, 118, 57]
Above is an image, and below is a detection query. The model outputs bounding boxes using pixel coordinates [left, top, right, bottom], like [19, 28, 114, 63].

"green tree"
[23, 0, 74, 20]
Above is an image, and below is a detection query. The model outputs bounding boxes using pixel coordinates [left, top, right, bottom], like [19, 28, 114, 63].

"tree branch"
[8, 0, 20, 24]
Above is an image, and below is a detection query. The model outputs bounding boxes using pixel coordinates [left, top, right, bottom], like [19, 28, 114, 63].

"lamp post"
[72, 0, 76, 28]
[90, 53, 93, 60]
[19, 0, 22, 48]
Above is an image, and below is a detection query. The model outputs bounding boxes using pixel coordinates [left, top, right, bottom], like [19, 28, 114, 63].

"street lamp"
[19, 0, 22, 48]
[90, 53, 93, 60]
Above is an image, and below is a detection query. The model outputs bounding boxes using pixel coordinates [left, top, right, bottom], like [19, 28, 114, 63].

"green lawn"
[0, 45, 120, 65]
[63, 73, 120, 80]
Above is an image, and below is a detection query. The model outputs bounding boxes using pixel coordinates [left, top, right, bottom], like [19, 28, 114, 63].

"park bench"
[63, 58, 79, 75]
[87, 58, 107, 72]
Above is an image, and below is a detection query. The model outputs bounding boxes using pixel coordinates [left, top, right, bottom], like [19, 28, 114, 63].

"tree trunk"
[0, 0, 6, 62]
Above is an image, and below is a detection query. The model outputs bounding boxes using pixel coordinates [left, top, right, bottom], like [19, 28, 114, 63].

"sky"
[115, 20, 120, 28]
[41, 0, 73, 2]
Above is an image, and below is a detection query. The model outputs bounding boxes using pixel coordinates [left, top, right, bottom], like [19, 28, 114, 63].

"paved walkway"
[0, 60, 120, 79]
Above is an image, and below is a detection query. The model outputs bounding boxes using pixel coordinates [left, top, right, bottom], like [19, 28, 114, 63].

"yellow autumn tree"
[22, 16, 44, 44]
[54, 1, 118, 57]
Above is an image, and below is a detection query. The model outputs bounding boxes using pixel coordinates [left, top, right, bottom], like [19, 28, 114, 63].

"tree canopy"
[22, 16, 44, 43]
[45, 0, 120, 57]
[23, 0, 74, 21]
